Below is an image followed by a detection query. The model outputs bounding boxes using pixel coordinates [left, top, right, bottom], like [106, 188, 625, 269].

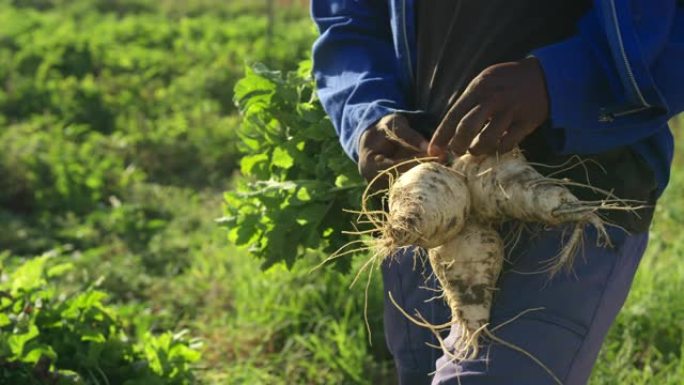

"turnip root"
[372, 161, 470, 252]
[452, 148, 605, 226]
[428, 221, 504, 360]
[452, 148, 615, 272]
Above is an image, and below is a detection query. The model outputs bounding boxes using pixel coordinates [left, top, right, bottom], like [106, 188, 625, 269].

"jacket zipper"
[599, 0, 653, 122]
[400, 0, 415, 82]
[608, 0, 650, 108]
[599, 106, 651, 122]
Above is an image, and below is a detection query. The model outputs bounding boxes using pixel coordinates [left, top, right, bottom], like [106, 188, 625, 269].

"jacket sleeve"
[531, 0, 684, 154]
[311, 0, 411, 162]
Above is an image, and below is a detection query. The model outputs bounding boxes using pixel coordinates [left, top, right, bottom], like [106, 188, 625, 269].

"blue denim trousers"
[381, 226, 648, 385]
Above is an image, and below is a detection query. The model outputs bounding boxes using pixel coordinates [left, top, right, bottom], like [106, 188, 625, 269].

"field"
[0, 1, 682, 384]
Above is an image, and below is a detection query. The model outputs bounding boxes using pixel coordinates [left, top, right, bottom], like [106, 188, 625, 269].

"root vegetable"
[452, 148, 613, 272]
[453, 148, 606, 228]
[382, 162, 470, 250]
[428, 221, 504, 359]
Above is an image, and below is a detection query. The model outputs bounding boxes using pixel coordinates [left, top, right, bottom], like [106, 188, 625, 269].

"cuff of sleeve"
[531, 36, 603, 154]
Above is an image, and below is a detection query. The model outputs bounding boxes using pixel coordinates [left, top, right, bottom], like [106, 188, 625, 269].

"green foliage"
[0, 251, 200, 385]
[215, 253, 393, 385]
[0, 1, 317, 383]
[0, 0, 314, 201]
[222, 62, 364, 270]
[0, 117, 142, 215]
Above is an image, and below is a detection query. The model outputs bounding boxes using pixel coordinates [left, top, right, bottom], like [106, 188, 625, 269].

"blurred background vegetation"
[0, 0, 681, 384]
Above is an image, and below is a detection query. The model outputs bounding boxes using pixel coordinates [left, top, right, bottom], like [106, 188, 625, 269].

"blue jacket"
[311, 0, 684, 195]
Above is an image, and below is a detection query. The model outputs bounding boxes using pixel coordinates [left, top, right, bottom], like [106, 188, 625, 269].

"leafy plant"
[222, 61, 364, 270]
[0, 250, 201, 385]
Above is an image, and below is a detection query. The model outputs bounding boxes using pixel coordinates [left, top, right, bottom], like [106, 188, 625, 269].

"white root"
[428, 221, 505, 360]
[385, 162, 471, 249]
[451, 148, 625, 273]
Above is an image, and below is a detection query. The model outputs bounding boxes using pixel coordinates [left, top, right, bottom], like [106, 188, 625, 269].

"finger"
[468, 112, 512, 156]
[497, 122, 536, 154]
[359, 153, 396, 183]
[375, 152, 425, 176]
[390, 119, 429, 153]
[360, 126, 395, 156]
[448, 103, 495, 156]
[429, 91, 479, 158]
[393, 146, 426, 163]
[361, 154, 422, 192]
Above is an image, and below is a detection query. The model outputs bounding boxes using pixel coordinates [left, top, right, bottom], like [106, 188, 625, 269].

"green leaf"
[296, 186, 312, 202]
[271, 147, 294, 170]
[10, 255, 49, 295]
[0, 313, 11, 327]
[8, 324, 39, 358]
[233, 213, 261, 246]
[47, 262, 74, 278]
[24, 344, 57, 364]
[233, 66, 276, 110]
[240, 153, 269, 176]
[297, 102, 324, 123]
[168, 343, 201, 363]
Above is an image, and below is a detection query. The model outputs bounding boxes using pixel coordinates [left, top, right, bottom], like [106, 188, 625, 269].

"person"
[311, 1, 684, 384]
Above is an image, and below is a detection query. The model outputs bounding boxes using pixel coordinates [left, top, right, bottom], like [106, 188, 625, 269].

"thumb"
[378, 115, 428, 153]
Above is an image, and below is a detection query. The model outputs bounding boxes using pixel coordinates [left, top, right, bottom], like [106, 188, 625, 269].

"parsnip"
[428, 221, 504, 359]
[384, 162, 470, 249]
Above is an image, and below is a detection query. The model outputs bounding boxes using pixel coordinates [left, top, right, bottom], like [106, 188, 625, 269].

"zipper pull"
[598, 105, 660, 123]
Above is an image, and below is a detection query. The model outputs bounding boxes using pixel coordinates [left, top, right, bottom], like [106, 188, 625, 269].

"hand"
[428, 57, 550, 159]
[358, 114, 428, 190]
